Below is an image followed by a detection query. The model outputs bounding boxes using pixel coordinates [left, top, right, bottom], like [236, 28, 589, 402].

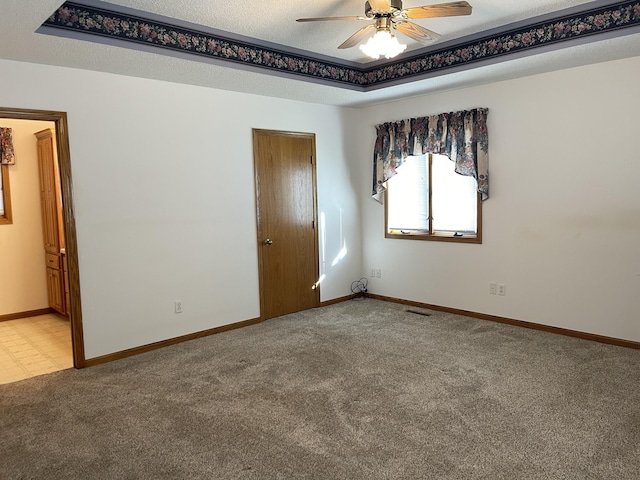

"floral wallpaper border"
[42, 1, 640, 90]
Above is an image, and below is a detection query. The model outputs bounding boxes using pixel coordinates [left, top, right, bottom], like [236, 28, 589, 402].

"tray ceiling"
[3, 0, 640, 106]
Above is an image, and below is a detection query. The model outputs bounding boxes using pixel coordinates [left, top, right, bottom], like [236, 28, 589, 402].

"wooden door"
[36, 130, 60, 255]
[253, 129, 319, 320]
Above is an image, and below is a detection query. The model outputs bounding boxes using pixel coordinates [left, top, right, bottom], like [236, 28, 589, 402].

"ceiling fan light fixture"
[359, 30, 407, 60]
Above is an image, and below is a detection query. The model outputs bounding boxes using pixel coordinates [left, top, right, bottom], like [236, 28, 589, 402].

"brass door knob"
[264, 239, 273, 246]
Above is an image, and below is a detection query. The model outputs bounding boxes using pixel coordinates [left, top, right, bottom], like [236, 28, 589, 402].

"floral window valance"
[0, 128, 15, 165]
[372, 108, 488, 203]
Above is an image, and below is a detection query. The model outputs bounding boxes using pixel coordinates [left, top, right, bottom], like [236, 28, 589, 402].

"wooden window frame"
[384, 154, 482, 244]
[0, 163, 12, 225]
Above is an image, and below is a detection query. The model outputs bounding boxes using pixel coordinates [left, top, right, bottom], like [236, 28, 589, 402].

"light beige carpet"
[1, 299, 638, 479]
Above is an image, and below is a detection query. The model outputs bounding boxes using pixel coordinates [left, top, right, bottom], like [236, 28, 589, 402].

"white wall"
[3, 53, 637, 358]
[0, 59, 361, 358]
[0, 119, 54, 316]
[359, 56, 640, 342]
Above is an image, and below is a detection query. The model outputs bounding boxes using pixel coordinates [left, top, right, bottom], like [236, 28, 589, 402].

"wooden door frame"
[0, 107, 86, 368]
[252, 129, 320, 320]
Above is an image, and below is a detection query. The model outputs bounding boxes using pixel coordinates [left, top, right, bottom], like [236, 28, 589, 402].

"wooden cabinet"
[36, 130, 63, 254]
[36, 129, 67, 316]
[46, 267, 65, 313]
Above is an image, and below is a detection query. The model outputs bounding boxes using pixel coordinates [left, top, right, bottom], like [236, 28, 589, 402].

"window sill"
[386, 230, 481, 244]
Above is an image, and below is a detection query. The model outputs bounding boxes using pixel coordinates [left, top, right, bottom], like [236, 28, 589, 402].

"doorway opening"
[0, 107, 85, 383]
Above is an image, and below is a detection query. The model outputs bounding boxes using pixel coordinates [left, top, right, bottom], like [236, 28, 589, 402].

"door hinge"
[312, 220, 315, 229]
[310, 156, 313, 164]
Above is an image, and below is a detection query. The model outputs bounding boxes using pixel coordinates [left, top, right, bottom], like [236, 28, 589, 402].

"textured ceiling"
[102, 0, 602, 62]
[2, 0, 640, 106]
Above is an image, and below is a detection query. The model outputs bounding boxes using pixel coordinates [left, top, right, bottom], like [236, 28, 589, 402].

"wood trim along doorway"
[253, 129, 320, 320]
[0, 107, 86, 368]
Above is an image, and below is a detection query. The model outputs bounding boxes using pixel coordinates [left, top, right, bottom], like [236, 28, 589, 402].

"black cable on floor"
[351, 278, 368, 296]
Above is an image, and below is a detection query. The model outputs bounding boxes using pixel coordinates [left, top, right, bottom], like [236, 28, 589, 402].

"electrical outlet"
[174, 300, 183, 314]
[489, 283, 497, 295]
[370, 268, 375, 278]
[376, 268, 382, 278]
[498, 284, 506, 296]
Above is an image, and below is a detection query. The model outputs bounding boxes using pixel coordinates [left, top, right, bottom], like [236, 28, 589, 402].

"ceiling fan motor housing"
[365, 0, 403, 17]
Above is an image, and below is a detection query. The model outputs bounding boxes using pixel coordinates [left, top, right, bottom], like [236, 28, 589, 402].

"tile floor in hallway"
[0, 314, 73, 385]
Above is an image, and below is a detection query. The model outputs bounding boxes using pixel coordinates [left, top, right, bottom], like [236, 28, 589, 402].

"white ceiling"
[3, 0, 640, 107]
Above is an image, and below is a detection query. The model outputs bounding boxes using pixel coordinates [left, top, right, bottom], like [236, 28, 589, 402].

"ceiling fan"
[297, 0, 472, 59]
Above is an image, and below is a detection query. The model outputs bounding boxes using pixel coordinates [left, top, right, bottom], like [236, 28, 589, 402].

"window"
[0, 163, 12, 225]
[385, 153, 481, 243]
